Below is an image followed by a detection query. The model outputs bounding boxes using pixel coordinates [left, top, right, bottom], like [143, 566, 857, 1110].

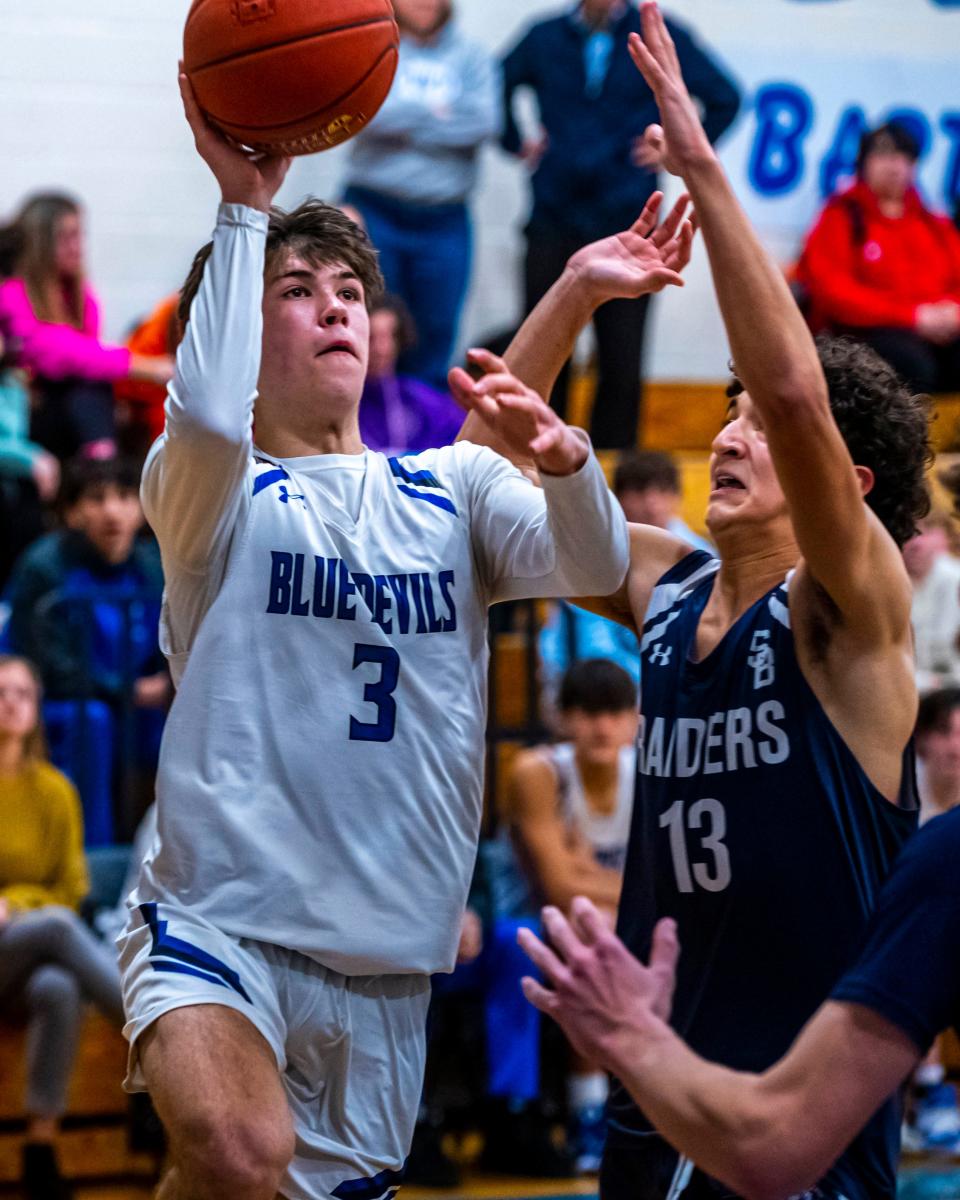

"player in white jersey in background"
[508, 657, 637, 1173]
[116, 73, 692, 1200]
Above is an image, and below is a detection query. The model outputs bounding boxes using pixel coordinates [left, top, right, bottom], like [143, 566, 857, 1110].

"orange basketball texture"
[183, 0, 399, 155]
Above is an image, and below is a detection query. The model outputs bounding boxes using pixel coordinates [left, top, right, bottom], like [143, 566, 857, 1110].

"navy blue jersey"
[833, 807, 960, 1053]
[610, 552, 918, 1200]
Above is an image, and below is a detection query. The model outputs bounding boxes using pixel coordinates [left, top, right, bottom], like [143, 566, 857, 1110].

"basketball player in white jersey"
[113, 70, 699, 1200]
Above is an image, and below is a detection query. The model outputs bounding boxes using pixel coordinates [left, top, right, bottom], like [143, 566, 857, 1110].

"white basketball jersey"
[134, 204, 629, 977]
[546, 742, 635, 872]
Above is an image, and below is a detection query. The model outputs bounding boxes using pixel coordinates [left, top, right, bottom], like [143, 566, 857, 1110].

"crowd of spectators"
[2, 2, 960, 1195]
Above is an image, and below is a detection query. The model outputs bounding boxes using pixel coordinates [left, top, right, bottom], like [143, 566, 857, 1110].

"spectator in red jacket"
[797, 123, 960, 394]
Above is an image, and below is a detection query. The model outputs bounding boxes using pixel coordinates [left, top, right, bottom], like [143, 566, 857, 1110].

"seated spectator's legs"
[0, 907, 124, 1023]
[396, 205, 472, 392]
[936, 338, 960, 393]
[590, 294, 652, 451]
[524, 224, 581, 422]
[836, 326, 939, 395]
[43, 699, 115, 845]
[31, 378, 117, 460]
[21, 965, 83, 1120]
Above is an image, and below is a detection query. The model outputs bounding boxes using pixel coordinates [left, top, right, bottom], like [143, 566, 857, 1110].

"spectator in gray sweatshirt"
[342, 0, 500, 391]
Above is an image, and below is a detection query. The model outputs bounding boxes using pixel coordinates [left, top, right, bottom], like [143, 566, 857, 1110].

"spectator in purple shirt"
[359, 294, 464, 454]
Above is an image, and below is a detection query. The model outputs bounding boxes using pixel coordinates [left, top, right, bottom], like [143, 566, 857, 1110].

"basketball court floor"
[55, 1164, 960, 1200]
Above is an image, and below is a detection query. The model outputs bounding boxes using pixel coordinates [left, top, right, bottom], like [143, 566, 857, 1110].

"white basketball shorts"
[118, 899, 430, 1200]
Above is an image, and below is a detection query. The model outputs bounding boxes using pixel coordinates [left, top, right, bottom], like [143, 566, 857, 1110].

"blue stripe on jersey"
[332, 1166, 406, 1199]
[388, 458, 442, 490]
[253, 467, 290, 497]
[139, 903, 252, 1002]
[396, 484, 458, 516]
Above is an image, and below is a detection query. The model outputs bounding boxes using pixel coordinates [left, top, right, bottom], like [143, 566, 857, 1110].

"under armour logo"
[748, 630, 775, 689]
[278, 485, 306, 508]
[649, 644, 673, 666]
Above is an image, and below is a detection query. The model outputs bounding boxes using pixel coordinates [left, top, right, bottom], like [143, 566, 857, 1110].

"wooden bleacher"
[0, 1013, 158, 1190]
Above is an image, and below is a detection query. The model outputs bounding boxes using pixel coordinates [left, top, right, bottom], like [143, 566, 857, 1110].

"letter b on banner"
[750, 84, 814, 196]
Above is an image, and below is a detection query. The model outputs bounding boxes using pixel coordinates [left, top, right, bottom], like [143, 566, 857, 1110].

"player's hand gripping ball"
[183, 0, 400, 156]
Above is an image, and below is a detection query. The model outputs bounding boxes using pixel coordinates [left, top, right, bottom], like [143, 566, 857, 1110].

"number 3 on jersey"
[349, 644, 400, 742]
[659, 799, 731, 893]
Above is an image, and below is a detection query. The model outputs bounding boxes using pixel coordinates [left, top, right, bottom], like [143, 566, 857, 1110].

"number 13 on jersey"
[659, 798, 732, 893]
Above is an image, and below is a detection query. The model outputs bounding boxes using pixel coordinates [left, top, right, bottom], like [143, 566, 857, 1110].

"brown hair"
[178, 199, 383, 328]
[0, 656, 48, 763]
[0, 192, 85, 327]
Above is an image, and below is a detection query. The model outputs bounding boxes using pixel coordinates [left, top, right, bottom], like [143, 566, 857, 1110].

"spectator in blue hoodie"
[501, 0, 740, 449]
[3, 457, 167, 841]
[342, 0, 501, 392]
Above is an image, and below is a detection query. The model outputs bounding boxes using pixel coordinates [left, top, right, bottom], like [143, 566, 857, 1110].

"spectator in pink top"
[0, 193, 173, 461]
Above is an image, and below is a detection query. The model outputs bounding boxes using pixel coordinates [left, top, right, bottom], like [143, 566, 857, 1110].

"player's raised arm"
[455, 198, 697, 626]
[450, 352, 629, 601]
[456, 191, 695, 466]
[141, 69, 291, 572]
[627, 3, 915, 640]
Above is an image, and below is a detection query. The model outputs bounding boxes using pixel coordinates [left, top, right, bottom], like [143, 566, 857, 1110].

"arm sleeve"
[832, 813, 960, 1055]
[668, 20, 741, 146]
[0, 281, 132, 382]
[141, 203, 266, 573]
[799, 203, 918, 327]
[500, 31, 535, 156]
[465, 440, 630, 604]
[410, 47, 501, 150]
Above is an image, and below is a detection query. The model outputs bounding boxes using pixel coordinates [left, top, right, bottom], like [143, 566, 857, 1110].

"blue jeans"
[344, 186, 472, 392]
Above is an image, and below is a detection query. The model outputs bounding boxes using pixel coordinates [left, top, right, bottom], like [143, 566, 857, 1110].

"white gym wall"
[2, 0, 957, 381]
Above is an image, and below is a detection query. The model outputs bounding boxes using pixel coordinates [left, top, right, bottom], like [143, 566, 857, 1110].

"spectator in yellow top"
[0, 655, 123, 1200]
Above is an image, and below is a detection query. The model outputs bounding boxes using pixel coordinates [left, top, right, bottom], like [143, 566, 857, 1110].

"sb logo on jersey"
[748, 630, 775, 690]
[649, 643, 673, 667]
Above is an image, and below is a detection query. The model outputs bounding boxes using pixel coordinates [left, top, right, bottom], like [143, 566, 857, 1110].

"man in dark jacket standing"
[501, 0, 740, 448]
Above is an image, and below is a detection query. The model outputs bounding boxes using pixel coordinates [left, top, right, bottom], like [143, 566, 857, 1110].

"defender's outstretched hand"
[449, 350, 588, 476]
[627, 2, 716, 178]
[179, 65, 292, 212]
[566, 190, 696, 307]
[517, 898, 680, 1070]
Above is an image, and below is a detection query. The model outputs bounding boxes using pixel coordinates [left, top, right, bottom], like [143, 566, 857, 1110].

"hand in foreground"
[0, 898, 11, 931]
[449, 350, 588, 476]
[627, 3, 716, 177]
[566, 190, 696, 307]
[178, 64, 291, 212]
[517, 898, 680, 1071]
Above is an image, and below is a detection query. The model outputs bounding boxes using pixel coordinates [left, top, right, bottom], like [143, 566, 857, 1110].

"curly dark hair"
[177, 199, 383, 328]
[816, 336, 932, 546]
[728, 337, 932, 547]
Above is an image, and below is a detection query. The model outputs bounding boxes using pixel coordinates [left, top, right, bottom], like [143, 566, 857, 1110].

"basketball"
[183, 0, 399, 156]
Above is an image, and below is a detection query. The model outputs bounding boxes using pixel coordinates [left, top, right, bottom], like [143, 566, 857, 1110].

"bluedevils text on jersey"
[609, 551, 918, 1200]
[140, 446, 536, 978]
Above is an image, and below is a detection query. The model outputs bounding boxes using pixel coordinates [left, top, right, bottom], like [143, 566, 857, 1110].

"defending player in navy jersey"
[517, 806, 960, 1200]
[111, 68, 696, 1200]
[460, 5, 931, 1197]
